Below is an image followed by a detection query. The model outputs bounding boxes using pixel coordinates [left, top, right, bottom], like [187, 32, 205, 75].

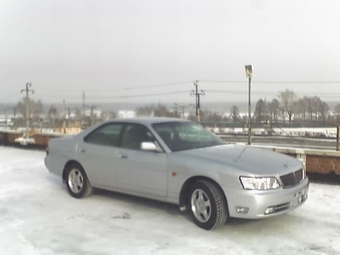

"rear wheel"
[189, 179, 228, 230]
[65, 163, 93, 198]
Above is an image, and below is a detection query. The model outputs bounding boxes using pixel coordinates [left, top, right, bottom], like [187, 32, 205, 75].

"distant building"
[84, 109, 102, 118]
[118, 111, 136, 119]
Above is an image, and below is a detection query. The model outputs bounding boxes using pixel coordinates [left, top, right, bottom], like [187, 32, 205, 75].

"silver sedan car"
[45, 117, 309, 230]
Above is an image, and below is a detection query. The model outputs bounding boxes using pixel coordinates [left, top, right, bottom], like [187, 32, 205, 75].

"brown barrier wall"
[306, 155, 340, 175]
[0, 131, 63, 146]
[34, 134, 64, 146]
[280, 151, 340, 175]
[0, 131, 24, 145]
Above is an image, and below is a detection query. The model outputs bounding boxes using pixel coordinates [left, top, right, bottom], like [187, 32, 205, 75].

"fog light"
[235, 207, 249, 214]
[264, 206, 275, 215]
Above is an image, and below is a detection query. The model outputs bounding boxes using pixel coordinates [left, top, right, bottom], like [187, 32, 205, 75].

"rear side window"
[84, 123, 122, 147]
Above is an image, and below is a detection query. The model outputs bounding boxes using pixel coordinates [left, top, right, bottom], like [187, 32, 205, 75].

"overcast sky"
[1, 0, 340, 105]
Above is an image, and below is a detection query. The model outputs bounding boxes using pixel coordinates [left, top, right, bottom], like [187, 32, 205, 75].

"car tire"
[189, 179, 228, 230]
[65, 163, 93, 199]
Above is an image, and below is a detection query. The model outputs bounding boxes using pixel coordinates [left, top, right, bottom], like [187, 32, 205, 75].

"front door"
[115, 123, 167, 198]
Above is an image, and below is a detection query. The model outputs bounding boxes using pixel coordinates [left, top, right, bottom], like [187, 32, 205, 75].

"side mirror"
[141, 142, 163, 153]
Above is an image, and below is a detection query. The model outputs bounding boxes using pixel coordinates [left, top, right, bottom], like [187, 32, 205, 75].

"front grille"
[280, 169, 303, 188]
[295, 169, 303, 182]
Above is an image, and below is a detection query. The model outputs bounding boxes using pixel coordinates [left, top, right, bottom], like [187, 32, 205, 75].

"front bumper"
[226, 177, 309, 219]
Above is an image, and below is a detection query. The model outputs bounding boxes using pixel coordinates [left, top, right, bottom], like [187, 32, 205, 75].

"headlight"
[302, 164, 307, 179]
[240, 177, 281, 190]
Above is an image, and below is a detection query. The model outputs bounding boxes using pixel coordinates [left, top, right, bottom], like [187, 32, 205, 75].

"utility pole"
[194, 81, 198, 118]
[21, 83, 34, 138]
[190, 80, 205, 122]
[63, 99, 66, 134]
[172, 105, 179, 118]
[13, 107, 16, 130]
[89, 105, 97, 126]
[68, 107, 71, 120]
[4, 109, 7, 130]
[82, 90, 85, 120]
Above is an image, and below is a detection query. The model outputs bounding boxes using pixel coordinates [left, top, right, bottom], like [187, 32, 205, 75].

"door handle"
[79, 148, 86, 153]
[118, 153, 128, 159]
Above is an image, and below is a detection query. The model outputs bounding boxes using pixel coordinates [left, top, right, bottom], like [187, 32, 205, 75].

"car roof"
[103, 117, 191, 125]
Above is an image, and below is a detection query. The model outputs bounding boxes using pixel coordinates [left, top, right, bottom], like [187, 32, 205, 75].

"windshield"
[152, 122, 226, 152]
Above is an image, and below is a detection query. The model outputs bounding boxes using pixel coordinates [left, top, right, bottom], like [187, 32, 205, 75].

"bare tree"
[136, 105, 153, 117]
[109, 111, 117, 119]
[230, 106, 240, 123]
[254, 99, 267, 124]
[202, 111, 223, 122]
[311, 96, 322, 122]
[278, 89, 297, 123]
[16, 97, 44, 119]
[304, 97, 314, 121]
[154, 103, 173, 117]
[294, 98, 307, 121]
[267, 98, 280, 123]
[87, 105, 97, 125]
[48, 106, 57, 127]
[334, 103, 340, 122]
[74, 108, 81, 120]
[136, 103, 173, 117]
[319, 101, 329, 123]
[48, 106, 57, 119]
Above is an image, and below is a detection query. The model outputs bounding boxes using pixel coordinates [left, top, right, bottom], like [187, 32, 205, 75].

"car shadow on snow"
[45, 174, 65, 189]
[45, 176, 299, 230]
[92, 188, 191, 218]
[82, 187, 271, 227]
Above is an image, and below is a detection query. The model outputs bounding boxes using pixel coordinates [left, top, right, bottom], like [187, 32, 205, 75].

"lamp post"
[245, 65, 253, 145]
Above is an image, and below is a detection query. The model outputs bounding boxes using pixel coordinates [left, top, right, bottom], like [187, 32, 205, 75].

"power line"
[205, 89, 340, 98]
[85, 90, 189, 100]
[200, 80, 340, 84]
[110, 81, 193, 91]
[200, 80, 246, 83]
[206, 90, 248, 94]
[38, 81, 194, 92]
[0, 93, 21, 102]
[35, 94, 81, 99]
[31, 90, 190, 102]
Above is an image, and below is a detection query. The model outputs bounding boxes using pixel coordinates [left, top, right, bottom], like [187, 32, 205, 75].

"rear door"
[75, 123, 123, 189]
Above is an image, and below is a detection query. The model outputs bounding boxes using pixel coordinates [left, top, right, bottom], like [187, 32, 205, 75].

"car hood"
[180, 144, 302, 176]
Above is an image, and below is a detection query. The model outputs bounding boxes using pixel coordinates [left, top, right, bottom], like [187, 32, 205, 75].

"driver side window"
[121, 124, 155, 150]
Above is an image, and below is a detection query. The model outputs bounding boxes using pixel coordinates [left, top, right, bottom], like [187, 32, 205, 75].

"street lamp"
[245, 65, 253, 145]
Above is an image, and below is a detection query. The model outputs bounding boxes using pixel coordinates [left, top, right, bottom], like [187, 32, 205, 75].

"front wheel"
[65, 163, 93, 198]
[189, 179, 228, 230]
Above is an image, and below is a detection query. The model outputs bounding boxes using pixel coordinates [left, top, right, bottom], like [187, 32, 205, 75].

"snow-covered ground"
[0, 147, 339, 255]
